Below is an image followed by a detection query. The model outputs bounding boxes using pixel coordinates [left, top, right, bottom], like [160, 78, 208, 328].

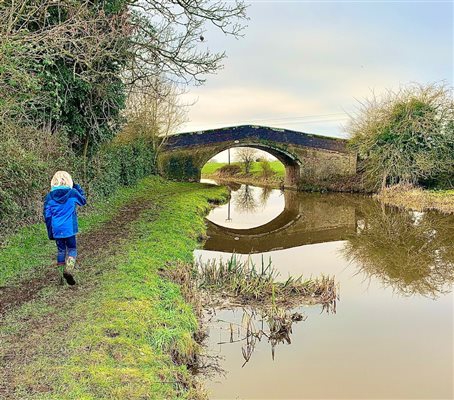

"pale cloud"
[178, 86, 352, 136]
[180, 86, 327, 129]
[179, 1, 452, 138]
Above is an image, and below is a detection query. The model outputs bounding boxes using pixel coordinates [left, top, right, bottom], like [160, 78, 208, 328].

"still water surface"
[195, 180, 454, 400]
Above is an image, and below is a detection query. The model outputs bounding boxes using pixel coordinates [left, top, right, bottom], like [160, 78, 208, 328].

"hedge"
[0, 127, 155, 235]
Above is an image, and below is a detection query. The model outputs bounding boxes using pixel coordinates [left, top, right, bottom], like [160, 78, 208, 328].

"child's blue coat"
[43, 184, 86, 239]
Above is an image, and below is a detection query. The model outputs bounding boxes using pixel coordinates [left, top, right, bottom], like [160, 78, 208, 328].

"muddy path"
[0, 195, 162, 398]
[0, 198, 156, 316]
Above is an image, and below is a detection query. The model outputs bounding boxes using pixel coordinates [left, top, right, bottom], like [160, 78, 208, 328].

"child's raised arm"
[73, 184, 87, 206]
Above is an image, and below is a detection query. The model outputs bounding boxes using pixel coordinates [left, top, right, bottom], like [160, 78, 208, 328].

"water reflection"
[345, 203, 454, 298]
[260, 186, 273, 205]
[206, 184, 286, 230]
[205, 186, 357, 253]
[211, 308, 307, 368]
[234, 184, 259, 213]
[204, 183, 454, 298]
[199, 182, 453, 399]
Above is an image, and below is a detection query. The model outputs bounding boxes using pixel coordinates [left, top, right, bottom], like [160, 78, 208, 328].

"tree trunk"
[83, 136, 90, 187]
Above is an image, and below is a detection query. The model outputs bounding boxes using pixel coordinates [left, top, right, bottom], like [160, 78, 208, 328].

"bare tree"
[124, 0, 248, 87]
[0, 0, 248, 130]
[120, 78, 188, 165]
[236, 147, 257, 174]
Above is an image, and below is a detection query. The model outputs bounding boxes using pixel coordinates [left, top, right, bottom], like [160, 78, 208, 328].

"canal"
[195, 180, 454, 399]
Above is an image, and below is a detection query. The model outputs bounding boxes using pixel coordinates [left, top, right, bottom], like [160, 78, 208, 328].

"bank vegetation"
[376, 184, 454, 214]
[0, 0, 247, 233]
[347, 82, 454, 212]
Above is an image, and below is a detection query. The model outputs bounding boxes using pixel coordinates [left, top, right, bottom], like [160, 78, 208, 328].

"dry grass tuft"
[377, 184, 454, 214]
[195, 254, 338, 309]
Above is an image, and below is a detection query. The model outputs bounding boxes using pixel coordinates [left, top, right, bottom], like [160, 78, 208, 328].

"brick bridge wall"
[158, 125, 357, 190]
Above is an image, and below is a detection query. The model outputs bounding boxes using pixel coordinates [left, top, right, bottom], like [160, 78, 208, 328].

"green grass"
[0, 183, 152, 286]
[200, 161, 225, 175]
[429, 189, 454, 197]
[201, 161, 285, 177]
[1, 176, 228, 399]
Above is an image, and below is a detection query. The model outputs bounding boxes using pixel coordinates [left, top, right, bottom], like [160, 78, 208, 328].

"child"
[44, 171, 86, 285]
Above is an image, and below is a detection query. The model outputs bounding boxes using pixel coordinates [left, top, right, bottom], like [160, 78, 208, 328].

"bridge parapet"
[166, 125, 348, 153]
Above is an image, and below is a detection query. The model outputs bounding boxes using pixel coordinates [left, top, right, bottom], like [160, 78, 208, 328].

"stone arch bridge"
[158, 125, 357, 189]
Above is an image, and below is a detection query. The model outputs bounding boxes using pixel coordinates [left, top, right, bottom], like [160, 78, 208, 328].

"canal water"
[194, 180, 454, 400]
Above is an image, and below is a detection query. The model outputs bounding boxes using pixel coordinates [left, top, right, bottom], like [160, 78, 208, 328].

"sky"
[178, 0, 453, 144]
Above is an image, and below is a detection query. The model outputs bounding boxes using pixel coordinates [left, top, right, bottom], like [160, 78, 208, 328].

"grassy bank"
[0, 176, 228, 399]
[202, 161, 285, 187]
[202, 160, 285, 176]
[377, 185, 454, 214]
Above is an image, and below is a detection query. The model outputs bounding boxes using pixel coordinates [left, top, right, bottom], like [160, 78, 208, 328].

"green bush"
[259, 160, 275, 179]
[0, 124, 79, 230]
[348, 83, 454, 191]
[158, 154, 200, 181]
[88, 138, 155, 200]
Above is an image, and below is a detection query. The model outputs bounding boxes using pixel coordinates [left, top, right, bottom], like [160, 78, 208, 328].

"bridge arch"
[159, 125, 357, 189]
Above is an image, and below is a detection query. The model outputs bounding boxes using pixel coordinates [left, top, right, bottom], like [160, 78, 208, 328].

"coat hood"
[49, 188, 72, 204]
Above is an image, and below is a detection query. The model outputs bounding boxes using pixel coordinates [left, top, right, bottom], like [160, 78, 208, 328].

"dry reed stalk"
[195, 254, 339, 308]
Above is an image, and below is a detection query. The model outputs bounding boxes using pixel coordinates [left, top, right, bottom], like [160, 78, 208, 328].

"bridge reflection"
[204, 190, 360, 253]
[202, 183, 454, 298]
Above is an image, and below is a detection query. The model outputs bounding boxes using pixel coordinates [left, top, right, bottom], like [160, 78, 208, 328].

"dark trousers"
[56, 236, 77, 265]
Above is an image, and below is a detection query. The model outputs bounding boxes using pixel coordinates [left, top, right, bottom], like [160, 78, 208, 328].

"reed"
[162, 256, 339, 369]
[195, 254, 338, 307]
[220, 307, 307, 366]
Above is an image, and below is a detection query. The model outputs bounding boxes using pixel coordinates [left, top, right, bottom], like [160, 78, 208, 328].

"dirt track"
[0, 199, 154, 316]
[0, 197, 158, 398]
